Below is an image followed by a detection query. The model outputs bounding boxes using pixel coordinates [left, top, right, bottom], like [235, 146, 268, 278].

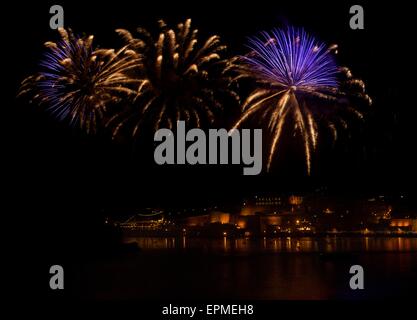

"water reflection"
[78, 236, 417, 300]
[124, 236, 417, 253]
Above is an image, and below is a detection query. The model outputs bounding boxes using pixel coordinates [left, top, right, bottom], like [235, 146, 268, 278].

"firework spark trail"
[232, 26, 371, 175]
[108, 18, 240, 139]
[19, 28, 141, 133]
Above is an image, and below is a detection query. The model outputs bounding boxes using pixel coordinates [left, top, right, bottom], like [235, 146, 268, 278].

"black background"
[3, 0, 416, 311]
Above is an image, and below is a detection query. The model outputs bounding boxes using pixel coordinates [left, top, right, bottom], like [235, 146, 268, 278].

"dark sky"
[4, 0, 415, 212]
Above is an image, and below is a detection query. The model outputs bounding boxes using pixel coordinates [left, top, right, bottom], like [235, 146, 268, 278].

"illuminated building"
[178, 194, 314, 236]
[390, 218, 417, 232]
[210, 211, 231, 224]
[184, 214, 210, 227]
[241, 194, 303, 216]
[288, 195, 303, 206]
[183, 211, 230, 226]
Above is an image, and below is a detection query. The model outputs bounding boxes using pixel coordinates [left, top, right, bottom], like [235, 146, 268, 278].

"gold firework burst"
[108, 18, 240, 138]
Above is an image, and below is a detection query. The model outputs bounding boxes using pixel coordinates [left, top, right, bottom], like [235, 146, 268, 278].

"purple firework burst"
[244, 26, 339, 91]
[233, 26, 370, 175]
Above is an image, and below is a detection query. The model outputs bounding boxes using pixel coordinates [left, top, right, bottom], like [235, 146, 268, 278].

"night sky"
[4, 1, 415, 219]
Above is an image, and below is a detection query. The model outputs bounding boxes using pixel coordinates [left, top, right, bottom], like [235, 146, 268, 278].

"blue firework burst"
[244, 26, 339, 91]
[233, 26, 370, 175]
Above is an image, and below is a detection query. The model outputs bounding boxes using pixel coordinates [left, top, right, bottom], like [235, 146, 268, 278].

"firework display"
[19, 22, 371, 175]
[18, 28, 140, 133]
[107, 19, 239, 138]
[232, 27, 371, 174]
